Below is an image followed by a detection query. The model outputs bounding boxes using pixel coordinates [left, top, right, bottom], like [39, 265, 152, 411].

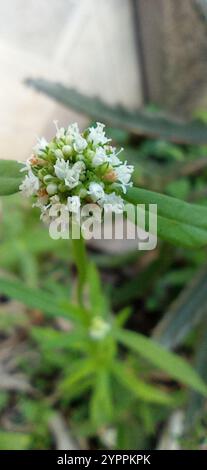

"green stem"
[72, 235, 88, 306]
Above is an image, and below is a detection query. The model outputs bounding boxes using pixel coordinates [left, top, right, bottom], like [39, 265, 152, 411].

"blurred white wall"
[0, 0, 142, 160]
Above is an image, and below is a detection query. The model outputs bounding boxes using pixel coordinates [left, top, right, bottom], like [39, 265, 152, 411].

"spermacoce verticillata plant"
[19, 121, 134, 309]
[0, 118, 206, 442]
[19, 121, 134, 224]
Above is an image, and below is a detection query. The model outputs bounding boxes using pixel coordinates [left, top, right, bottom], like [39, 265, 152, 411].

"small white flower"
[33, 137, 48, 156]
[115, 162, 134, 185]
[19, 170, 39, 196]
[53, 120, 65, 140]
[50, 195, 60, 205]
[54, 158, 69, 180]
[54, 149, 64, 159]
[20, 157, 32, 173]
[88, 182, 105, 202]
[67, 195, 81, 214]
[115, 162, 134, 193]
[100, 192, 124, 214]
[73, 135, 87, 153]
[107, 147, 123, 166]
[89, 316, 111, 340]
[87, 122, 111, 146]
[57, 128, 65, 139]
[67, 122, 79, 137]
[92, 147, 108, 167]
[100, 428, 117, 448]
[64, 170, 79, 189]
[73, 161, 86, 174]
[40, 205, 51, 224]
[64, 161, 85, 189]
[32, 195, 48, 209]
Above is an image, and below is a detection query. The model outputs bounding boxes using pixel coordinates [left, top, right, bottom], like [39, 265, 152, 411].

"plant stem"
[72, 235, 88, 306]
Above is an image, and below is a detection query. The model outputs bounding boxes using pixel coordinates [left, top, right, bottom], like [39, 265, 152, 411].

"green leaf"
[0, 392, 8, 411]
[0, 276, 84, 322]
[88, 263, 107, 317]
[72, 237, 88, 304]
[114, 329, 207, 396]
[0, 160, 23, 195]
[153, 265, 207, 348]
[60, 359, 95, 393]
[114, 307, 132, 327]
[138, 139, 185, 162]
[185, 327, 207, 430]
[0, 432, 30, 450]
[26, 79, 207, 144]
[125, 187, 207, 248]
[31, 327, 86, 352]
[166, 178, 191, 200]
[90, 370, 113, 426]
[112, 361, 173, 405]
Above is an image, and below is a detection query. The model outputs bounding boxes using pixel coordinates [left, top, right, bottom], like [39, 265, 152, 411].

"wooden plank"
[135, 0, 207, 114]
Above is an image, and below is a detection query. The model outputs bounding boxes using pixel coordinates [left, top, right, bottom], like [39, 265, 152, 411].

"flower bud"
[30, 156, 44, 166]
[79, 174, 86, 182]
[86, 149, 95, 160]
[46, 183, 58, 195]
[62, 145, 72, 157]
[65, 135, 73, 145]
[55, 149, 64, 159]
[97, 162, 109, 176]
[76, 153, 85, 161]
[89, 317, 111, 340]
[37, 188, 48, 197]
[43, 174, 53, 184]
[79, 188, 88, 198]
[38, 169, 47, 180]
[103, 169, 117, 182]
[58, 183, 67, 193]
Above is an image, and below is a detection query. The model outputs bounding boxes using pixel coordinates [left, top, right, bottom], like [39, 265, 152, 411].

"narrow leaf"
[114, 307, 132, 327]
[90, 370, 113, 426]
[26, 79, 207, 144]
[31, 327, 86, 352]
[185, 327, 207, 430]
[114, 329, 207, 396]
[125, 187, 207, 248]
[0, 160, 23, 195]
[88, 263, 107, 317]
[0, 276, 83, 321]
[112, 362, 173, 405]
[72, 237, 87, 304]
[153, 265, 207, 348]
[60, 359, 95, 393]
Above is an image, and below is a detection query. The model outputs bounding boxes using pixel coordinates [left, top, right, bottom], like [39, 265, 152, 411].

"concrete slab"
[0, 0, 77, 57]
[0, 0, 143, 161]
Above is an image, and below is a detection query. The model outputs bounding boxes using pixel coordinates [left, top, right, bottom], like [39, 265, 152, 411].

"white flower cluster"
[19, 122, 134, 222]
[89, 316, 111, 340]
